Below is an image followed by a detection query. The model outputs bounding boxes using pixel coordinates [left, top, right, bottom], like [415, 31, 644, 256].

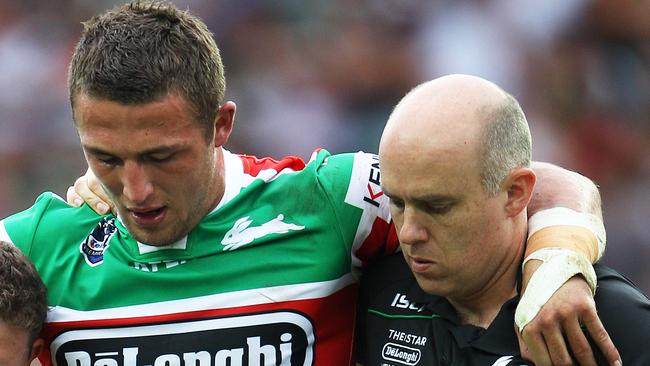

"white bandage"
[527, 207, 606, 260]
[515, 248, 597, 332]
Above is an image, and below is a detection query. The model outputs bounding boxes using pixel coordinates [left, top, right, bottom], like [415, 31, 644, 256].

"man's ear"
[213, 101, 236, 147]
[503, 167, 536, 218]
[29, 337, 44, 364]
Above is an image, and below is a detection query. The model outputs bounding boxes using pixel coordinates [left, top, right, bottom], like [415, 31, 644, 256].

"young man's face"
[0, 321, 38, 366]
[74, 93, 228, 246]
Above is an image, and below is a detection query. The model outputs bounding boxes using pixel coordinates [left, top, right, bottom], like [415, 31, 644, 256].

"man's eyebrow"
[82, 145, 112, 156]
[417, 194, 458, 203]
[82, 144, 185, 156]
[382, 188, 457, 203]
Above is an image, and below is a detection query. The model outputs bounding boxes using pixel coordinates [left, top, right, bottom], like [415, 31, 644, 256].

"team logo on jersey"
[221, 214, 305, 251]
[50, 312, 314, 366]
[80, 217, 117, 267]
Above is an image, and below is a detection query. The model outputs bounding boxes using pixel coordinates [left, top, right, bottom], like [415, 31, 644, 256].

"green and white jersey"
[0, 149, 399, 366]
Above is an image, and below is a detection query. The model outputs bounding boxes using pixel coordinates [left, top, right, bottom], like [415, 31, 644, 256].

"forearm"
[526, 161, 604, 263]
[529, 161, 602, 220]
[517, 161, 606, 334]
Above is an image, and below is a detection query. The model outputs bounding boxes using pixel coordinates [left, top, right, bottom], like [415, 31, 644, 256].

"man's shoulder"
[364, 252, 412, 280]
[1, 192, 106, 254]
[591, 264, 650, 363]
[594, 263, 650, 304]
[359, 253, 424, 308]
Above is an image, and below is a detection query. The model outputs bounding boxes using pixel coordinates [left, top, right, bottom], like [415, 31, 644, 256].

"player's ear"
[213, 101, 236, 147]
[502, 167, 536, 217]
[29, 337, 45, 363]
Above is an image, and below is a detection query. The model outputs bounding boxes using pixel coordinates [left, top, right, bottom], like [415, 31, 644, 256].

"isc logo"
[390, 293, 425, 312]
[51, 312, 314, 366]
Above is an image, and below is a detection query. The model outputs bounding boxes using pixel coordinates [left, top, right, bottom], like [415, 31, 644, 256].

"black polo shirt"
[356, 253, 650, 366]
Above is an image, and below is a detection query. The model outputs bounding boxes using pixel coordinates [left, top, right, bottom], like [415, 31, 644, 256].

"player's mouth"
[129, 207, 167, 227]
[406, 255, 434, 274]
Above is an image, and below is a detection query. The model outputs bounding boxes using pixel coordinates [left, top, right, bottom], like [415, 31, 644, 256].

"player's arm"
[520, 161, 620, 366]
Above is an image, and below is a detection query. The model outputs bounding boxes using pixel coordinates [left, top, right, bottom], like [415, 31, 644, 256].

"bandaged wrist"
[515, 248, 597, 332]
[526, 207, 606, 262]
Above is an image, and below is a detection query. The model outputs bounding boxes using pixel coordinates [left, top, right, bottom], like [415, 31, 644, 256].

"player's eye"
[147, 152, 174, 163]
[425, 204, 452, 215]
[96, 155, 120, 167]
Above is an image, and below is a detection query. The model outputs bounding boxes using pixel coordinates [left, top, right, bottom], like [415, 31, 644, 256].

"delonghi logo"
[51, 312, 314, 366]
[381, 342, 421, 366]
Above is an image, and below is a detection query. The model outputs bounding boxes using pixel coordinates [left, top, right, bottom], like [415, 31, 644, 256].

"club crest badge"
[80, 217, 117, 267]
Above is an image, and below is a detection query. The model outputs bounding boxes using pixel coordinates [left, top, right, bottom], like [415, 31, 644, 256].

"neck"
[447, 268, 519, 328]
[206, 147, 227, 213]
[448, 218, 527, 328]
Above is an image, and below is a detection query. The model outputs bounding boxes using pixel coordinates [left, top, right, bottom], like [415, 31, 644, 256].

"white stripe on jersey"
[213, 149, 300, 212]
[0, 220, 12, 244]
[344, 152, 392, 270]
[242, 167, 298, 187]
[48, 272, 357, 322]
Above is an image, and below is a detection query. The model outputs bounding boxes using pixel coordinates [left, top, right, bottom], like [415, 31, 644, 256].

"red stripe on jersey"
[355, 218, 399, 267]
[40, 284, 359, 366]
[238, 154, 306, 177]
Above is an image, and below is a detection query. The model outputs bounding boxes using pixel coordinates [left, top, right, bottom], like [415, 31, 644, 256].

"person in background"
[0, 240, 47, 366]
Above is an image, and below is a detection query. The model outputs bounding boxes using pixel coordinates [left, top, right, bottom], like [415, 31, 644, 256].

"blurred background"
[0, 0, 648, 292]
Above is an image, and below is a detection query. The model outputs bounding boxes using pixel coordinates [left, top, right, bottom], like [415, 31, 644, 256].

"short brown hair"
[0, 241, 48, 343]
[478, 93, 532, 196]
[68, 1, 226, 135]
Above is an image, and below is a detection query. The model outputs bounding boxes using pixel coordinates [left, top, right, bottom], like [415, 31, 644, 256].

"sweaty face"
[74, 93, 222, 246]
[380, 139, 511, 301]
[0, 322, 32, 366]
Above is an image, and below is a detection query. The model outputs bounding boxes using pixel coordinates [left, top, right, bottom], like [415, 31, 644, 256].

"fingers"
[519, 322, 553, 366]
[581, 312, 621, 366]
[564, 317, 596, 366]
[515, 324, 535, 365]
[517, 275, 622, 366]
[66, 185, 83, 207]
[72, 171, 113, 215]
[542, 324, 574, 366]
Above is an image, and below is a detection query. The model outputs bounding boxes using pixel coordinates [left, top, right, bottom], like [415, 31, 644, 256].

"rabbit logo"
[221, 214, 305, 251]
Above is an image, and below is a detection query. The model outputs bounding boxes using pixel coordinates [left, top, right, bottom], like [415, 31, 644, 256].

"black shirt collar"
[406, 276, 522, 356]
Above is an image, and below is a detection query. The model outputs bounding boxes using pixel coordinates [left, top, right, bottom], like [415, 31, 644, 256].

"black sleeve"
[590, 264, 650, 365]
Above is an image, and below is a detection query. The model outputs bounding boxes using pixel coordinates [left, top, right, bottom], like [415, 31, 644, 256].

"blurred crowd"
[0, 0, 648, 292]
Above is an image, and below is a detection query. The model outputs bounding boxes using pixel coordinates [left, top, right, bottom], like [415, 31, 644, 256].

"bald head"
[380, 74, 531, 195]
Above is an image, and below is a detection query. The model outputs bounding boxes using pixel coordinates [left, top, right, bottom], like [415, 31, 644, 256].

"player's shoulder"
[365, 252, 411, 278]
[2, 191, 108, 250]
[594, 264, 650, 307]
[591, 264, 650, 363]
[360, 253, 414, 298]
[10, 191, 101, 220]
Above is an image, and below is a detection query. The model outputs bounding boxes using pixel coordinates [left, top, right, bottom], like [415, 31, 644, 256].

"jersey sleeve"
[1, 192, 102, 259]
[311, 150, 399, 268]
[0, 192, 61, 255]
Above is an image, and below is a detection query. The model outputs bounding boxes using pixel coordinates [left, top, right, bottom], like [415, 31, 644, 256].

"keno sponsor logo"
[381, 342, 421, 366]
[51, 312, 314, 366]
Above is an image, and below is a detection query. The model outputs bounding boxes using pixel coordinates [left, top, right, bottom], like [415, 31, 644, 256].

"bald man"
[356, 75, 650, 366]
